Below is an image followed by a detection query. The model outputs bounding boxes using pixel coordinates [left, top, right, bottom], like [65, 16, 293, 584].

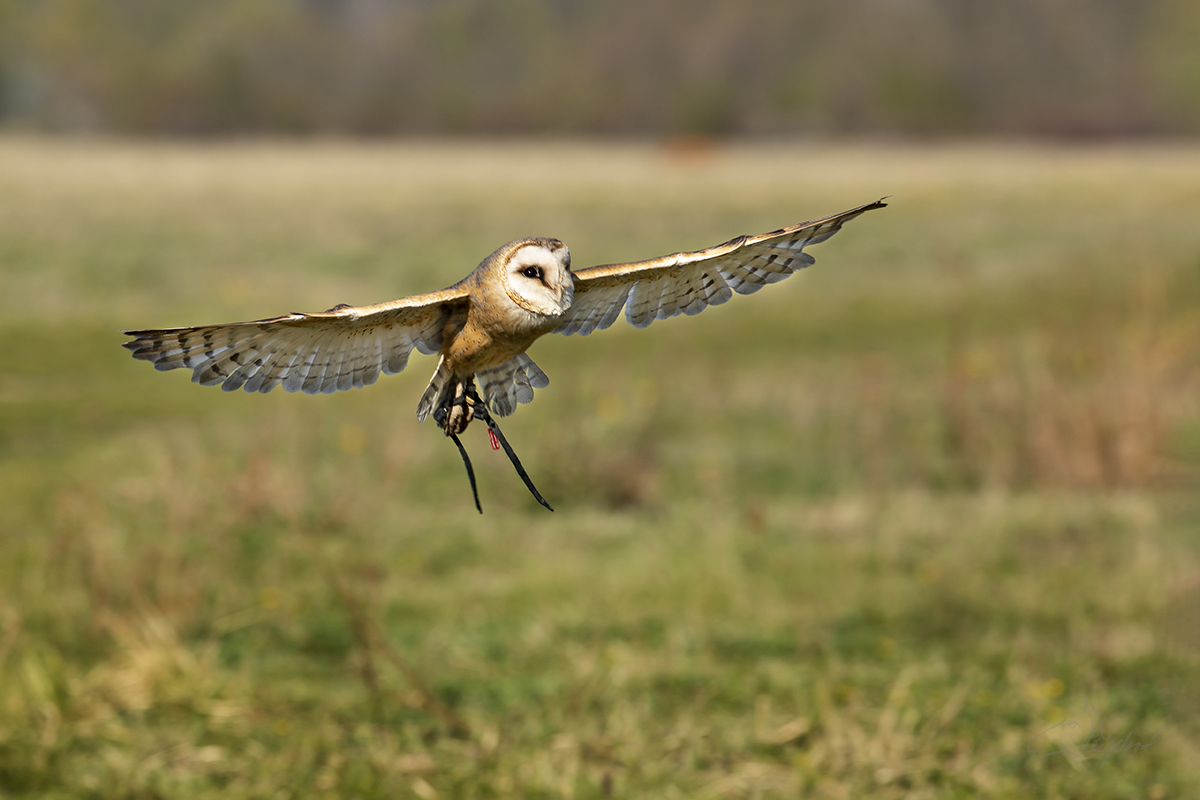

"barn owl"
[124, 200, 885, 510]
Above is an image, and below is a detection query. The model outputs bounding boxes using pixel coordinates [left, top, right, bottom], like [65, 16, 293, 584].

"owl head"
[496, 238, 574, 317]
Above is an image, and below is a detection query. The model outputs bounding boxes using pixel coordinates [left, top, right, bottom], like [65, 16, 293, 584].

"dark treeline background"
[1, 0, 1198, 137]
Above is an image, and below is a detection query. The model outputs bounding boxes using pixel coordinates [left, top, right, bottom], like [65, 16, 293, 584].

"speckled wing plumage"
[123, 288, 469, 395]
[554, 200, 886, 336]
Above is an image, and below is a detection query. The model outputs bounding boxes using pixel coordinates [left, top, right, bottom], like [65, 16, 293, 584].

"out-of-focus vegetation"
[0, 139, 1198, 797]
[2, 0, 1200, 136]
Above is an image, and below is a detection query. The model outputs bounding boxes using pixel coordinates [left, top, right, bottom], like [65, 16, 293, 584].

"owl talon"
[433, 379, 475, 435]
[435, 380, 553, 513]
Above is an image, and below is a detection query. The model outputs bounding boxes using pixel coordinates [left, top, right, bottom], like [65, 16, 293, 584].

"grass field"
[1, 138, 1198, 798]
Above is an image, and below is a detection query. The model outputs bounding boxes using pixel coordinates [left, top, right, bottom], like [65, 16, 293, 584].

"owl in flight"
[124, 200, 885, 511]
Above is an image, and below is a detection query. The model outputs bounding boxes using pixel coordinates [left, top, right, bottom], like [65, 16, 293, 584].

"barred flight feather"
[123, 293, 465, 396]
[555, 199, 883, 337]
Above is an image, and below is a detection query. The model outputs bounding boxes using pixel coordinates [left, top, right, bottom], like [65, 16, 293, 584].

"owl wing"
[554, 200, 885, 336]
[123, 287, 469, 394]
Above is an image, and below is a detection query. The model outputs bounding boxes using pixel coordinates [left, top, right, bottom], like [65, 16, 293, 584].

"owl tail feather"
[417, 356, 453, 422]
[476, 353, 549, 417]
[418, 353, 549, 425]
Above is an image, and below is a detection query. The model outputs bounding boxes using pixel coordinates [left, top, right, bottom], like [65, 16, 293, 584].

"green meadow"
[0, 139, 1198, 798]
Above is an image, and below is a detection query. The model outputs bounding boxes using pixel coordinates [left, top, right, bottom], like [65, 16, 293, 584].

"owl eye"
[521, 266, 543, 280]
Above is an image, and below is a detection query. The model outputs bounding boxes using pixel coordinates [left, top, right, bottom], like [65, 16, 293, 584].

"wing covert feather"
[555, 200, 884, 336]
[123, 288, 468, 395]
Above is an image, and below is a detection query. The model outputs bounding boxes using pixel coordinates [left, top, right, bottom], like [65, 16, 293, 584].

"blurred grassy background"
[0, 138, 1198, 797]
[3, 0, 1200, 137]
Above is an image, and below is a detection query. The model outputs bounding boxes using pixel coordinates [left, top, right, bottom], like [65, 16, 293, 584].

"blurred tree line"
[1, 0, 1198, 137]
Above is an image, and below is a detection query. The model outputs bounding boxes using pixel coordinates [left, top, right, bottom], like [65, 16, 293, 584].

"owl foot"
[433, 379, 475, 436]
[433, 379, 553, 513]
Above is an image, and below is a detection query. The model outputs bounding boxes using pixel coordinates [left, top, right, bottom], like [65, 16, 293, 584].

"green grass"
[1, 138, 1199, 798]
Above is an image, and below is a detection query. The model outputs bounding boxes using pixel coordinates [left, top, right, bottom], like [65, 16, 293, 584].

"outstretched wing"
[123, 288, 469, 394]
[554, 200, 885, 336]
